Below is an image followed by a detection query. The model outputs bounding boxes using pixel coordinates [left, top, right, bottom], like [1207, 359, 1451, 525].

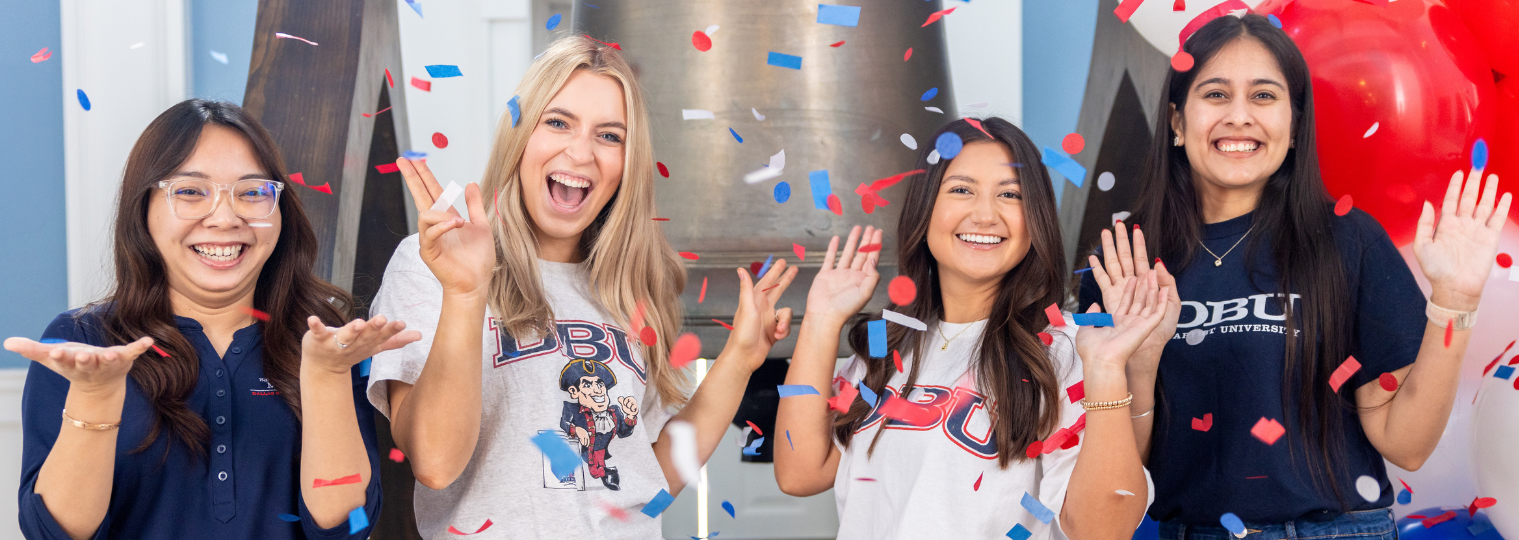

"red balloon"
[1490, 77, 1519, 185]
[1275, 0, 1497, 246]
[1449, 0, 1519, 76]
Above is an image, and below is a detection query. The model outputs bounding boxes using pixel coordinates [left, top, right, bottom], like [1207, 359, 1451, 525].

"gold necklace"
[1199, 225, 1255, 267]
[936, 322, 976, 350]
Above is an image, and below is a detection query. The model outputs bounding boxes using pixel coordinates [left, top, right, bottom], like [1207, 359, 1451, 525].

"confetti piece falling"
[425, 65, 462, 78]
[1473, 138, 1489, 170]
[692, 31, 712, 52]
[1328, 356, 1361, 393]
[362, 106, 392, 118]
[935, 132, 963, 159]
[531, 431, 583, 478]
[1067, 381, 1085, 403]
[1045, 304, 1065, 327]
[1025, 440, 1043, 459]
[1251, 417, 1286, 445]
[1114, 0, 1145, 22]
[31, 47, 51, 63]
[430, 181, 463, 212]
[240, 306, 271, 322]
[808, 170, 834, 210]
[793, 243, 806, 261]
[671, 332, 701, 368]
[903, 48, 913, 61]
[857, 382, 879, 408]
[432, 132, 449, 149]
[639, 326, 657, 347]
[767, 52, 803, 70]
[774, 182, 791, 203]
[899, 133, 918, 150]
[879, 396, 938, 426]
[722, 500, 736, 518]
[546, 13, 562, 30]
[1021, 492, 1055, 524]
[1097, 171, 1116, 191]
[1038, 332, 1054, 346]
[77, 89, 91, 111]
[682, 109, 715, 120]
[741, 436, 764, 456]
[1006, 524, 1033, 540]
[1468, 496, 1497, 516]
[744, 420, 763, 436]
[667, 421, 699, 485]
[405, 0, 423, 17]
[1220, 513, 1246, 536]
[388, 448, 405, 462]
[152, 344, 168, 357]
[582, 35, 621, 50]
[679, 252, 699, 260]
[1378, 372, 1399, 392]
[1398, 489, 1412, 505]
[1072, 313, 1113, 327]
[868, 319, 887, 357]
[830, 41, 845, 47]
[974, 472, 983, 491]
[657, 162, 669, 178]
[1041, 146, 1087, 187]
[1423, 511, 1457, 529]
[1062, 133, 1085, 154]
[1185, 328, 1207, 345]
[1172, 52, 1195, 71]
[858, 243, 881, 253]
[1192, 413, 1213, 431]
[1174, 0, 1187, 9]
[730, 127, 743, 143]
[313, 473, 363, 488]
[711, 319, 732, 330]
[1335, 194, 1353, 216]
[921, 6, 956, 27]
[278, 513, 301, 522]
[1364, 122, 1379, 138]
[1354, 475, 1380, 502]
[706, 25, 720, 35]
[1498, 253, 1512, 268]
[385, 68, 394, 87]
[210, 50, 229, 64]
[827, 383, 859, 411]
[881, 309, 926, 331]
[507, 95, 521, 127]
[887, 276, 917, 305]
[778, 384, 821, 397]
[925, 106, 944, 114]
[641, 490, 676, 518]
[892, 350, 903, 372]
[448, 519, 494, 535]
[698, 277, 707, 303]
[757, 254, 774, 278]
[411, 77, 432, 92]
[1445, 320, 1454, 348]
[275, 32, 320, 46]
[921, 87, 939, 101]
[1117, 489, 1136, 496]
[348, 508, 369, 534]
[818, 4, 862, 26]
[130, 42, 145, 49]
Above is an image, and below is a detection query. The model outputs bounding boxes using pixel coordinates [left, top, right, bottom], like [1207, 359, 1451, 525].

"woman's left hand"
[1414, 169, 1511, 311]
[1075, 271, 1170, 373]
[302, 315, 422, 376]
[725, 259, 800, 372]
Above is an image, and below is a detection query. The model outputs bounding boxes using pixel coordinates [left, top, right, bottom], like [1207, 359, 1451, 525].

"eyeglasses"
[157, 179, 285, 220]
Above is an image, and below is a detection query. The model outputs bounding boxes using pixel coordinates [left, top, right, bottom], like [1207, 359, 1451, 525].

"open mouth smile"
[547, 171, 593, 212]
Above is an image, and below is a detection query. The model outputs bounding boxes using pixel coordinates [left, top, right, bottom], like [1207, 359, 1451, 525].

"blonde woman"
[367, 35, 798, 538]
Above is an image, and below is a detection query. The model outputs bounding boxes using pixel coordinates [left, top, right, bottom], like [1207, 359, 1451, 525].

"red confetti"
[1060, 432, 1080, 450]
[1178, 0, 1247, 48]
[793, 243, 806, 261]
[679, 252, 699, 260]
[879, 396, 938, 426]
[965, 118, 991, 138]
[448, 519, 494, 535]
[375, 163, 399, 174]
[1444, 319, 1454, 348]
[599, 500, 630, 521]
[639, 326, 658, 347]
[921, 6, 956, 27]
[1173, 0, 1185, 10]
[712, 319, 733, 330]
[240, 306, 271, 322]
[657, 162, 669, 178]
[761, 284, 779, 293]
[888, 276, 917, 305]
[691, 31, 712, 52]
[1071, 413, 1087, 434]
[31, 47, 51, 63]
[362, 106, 392, 118]
[388, 448, 405, 462]
[1066, 381, 1085, 403]
[1037, 332, 1054, 346]
[973, 472, 983, 491]
[750, 261, 764, 276]
[384, 68, 394, 88]
[1045, 304, 1065, 327]
[582, 35, 622, 50]
[1400, 477, 1414, 494]
[1025, 440, 1043, 459]
[670, 332, 701, 369]
[1192, 413, 1213, 432]
[1250, 417, 1286, 445]
[745, 420, 763, 436]
[698, 277, 707, 303]
[855, 477, 877, 482]
[313, 473, 362, 488]
[1062, 133, 1085, 154]
[1171, 52, 1195, 71]
[827, 194, 843, 216]
[828, 383, 859, 412]
[432, 132, 449, 149]
[903, 48, 913, 61]
[1379, 373, 1399, 392]
[152, 344, 168, 357]
[1328, 355, 1361, 393]
[1469, 496, 1497, 517]
[858, 243, 882, 253]
[309, 183, 333, 194]
[1335, 194, 1354, 216]
[1498, 253, 1512, 268]
[410, 77, 431, 92]
[892, 350, 903, 373]
[652, 217, 670, 221]
[830, 41, 845, 47]
[289, 172, 307, 186]
[1114, 0, 1145, 23]
[1422, 511, 1457, 529]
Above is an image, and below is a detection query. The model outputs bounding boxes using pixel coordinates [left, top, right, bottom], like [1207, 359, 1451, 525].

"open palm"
[805, 226, 884, 327]
[4, 336, 154, 393]
[1414, 169, 1511, 311]
[397, 158, 497, 296]
[1087, 224, 1180, 371]
[1075, 273, 1169, 372]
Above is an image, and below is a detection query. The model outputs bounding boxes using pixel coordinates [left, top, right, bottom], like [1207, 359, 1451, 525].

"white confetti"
[209, 50, 228, 64]
[927, 149, 941, 164]
[705, 25, 720, 36]
[430, 181, 463, 212]
[1116, 489, 1135, 497]
[1510, 266, 1519, 282]
[1097, 171, 1115, 191]
[274, 32, 319, 46]
[882, 309, 927, 331]
[743, 150, 786, 184]
[1111, 211, 1131, 225]
[682, 109, 715, 120]
[1185, 328, 1207, 345]
[249, 222, 274, 228]
[1363, 122, 1379, 138]
[966, 102, 989, 109]
[1355, 475, 1380, 503]
[129, 42, 145, 49]
[924, 106, 943, 114]
[752, 108, 765, 121]
[900, 133, 918, 150]
[667, 421, 700, 486]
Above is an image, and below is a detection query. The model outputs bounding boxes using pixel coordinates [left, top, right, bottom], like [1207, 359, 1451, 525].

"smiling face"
[518, 69, 628, 262]
[147, 124, 281, 308]
[1171, 37, 1294, 193]
[925, 141, 1030, 289]
[569, 375, 610, 412]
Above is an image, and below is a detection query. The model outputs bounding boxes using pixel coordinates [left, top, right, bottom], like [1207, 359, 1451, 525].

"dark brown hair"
[833, 117, 1069, 468]
[87, 99, 351, 456]
[1127, 14, 1353, 503]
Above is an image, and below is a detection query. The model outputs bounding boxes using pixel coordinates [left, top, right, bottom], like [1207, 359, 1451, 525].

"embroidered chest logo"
[250, 378, 279, 396]
[489, 319, 647, 383]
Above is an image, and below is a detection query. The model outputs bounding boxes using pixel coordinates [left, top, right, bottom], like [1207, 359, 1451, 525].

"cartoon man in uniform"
[559, 358, 638, 491]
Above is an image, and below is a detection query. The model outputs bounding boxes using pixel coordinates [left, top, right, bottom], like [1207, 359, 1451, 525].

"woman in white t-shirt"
[774, 117, 1168, 539]
[367, 35, 799, 539]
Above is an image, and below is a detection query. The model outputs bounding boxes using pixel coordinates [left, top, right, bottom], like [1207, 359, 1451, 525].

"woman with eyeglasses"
[5, 100, 417, 540]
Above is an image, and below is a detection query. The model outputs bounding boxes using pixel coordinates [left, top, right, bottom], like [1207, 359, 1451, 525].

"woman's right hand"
[1087, 222, 1180, 374]
[3, 336, 154, 394]
[397, 158, 497, 297]
[804, 226, 884, 328]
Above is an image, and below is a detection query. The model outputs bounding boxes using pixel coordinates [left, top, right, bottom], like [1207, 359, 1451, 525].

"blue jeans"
[1159, 509, 1398, 540]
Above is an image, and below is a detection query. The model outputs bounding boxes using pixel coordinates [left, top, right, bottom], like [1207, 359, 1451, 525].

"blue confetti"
[868, 319, 887, 358]
[642, 489, 676, 517]
[584, 2, 600, 7]
[730, 127, 743, 143]
[857, 382, 878, 407]
[277, 513, 301, 522]
[774, 181, 791, 203]
[1020, 492, 1055, 524]
[358, 358, 371, 377]
[402, 150, 428, 160]
[757, 254, 774, 278]
[786, 430, 793, 450]
[424, 64, 462, 78]
[1220, 513, 1246, 536]
[1006, 524, 1033, 540]
[546, 13, 562, 30]
[77, 89, 91, 111]
[817, 4, 862, 26]
[766, 52, 803, 70]
[40, 338, 66, 344]
[1397, 489, 1412, 505]
[404, 0, 422, 17]
[1496, 365, 1515, 380]
[530, 431, 583, 478]
[508, 95, 521, 128]
[809, 170, 832, 210]
[935, 132, 963, 159]
[1267, 14, 1282, 28]
[1474, 138, 1489, 171]
[921, 87, 938, 101]
[721, 500, 736, 518]
[1073, 267, 1093, 274]
[742, 436, 765, 456]
[347, 507, 369, 535]
[777, 384, 821, 397]
[1071, 313, 1113, 327]
[1469, 521, 1495, 537]
[1041, 146, 1087, 187]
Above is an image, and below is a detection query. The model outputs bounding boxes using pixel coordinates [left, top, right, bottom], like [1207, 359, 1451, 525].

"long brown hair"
[86, 99, 351, 456]
[833, 118, 1069, 468]
[1127, 14, 1353, 503]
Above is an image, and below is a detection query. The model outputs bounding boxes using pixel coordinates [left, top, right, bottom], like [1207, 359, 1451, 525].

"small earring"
[1173, 134, 1184, 147]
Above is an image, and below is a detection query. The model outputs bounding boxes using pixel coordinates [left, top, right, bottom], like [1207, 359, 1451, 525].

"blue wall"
[0, 3, 69, 368]
[189, 0, 258, 104]
[1023, 0, 1098, 205]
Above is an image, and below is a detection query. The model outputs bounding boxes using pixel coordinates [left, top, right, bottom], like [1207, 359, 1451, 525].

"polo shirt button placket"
[211, 356, 236, 523]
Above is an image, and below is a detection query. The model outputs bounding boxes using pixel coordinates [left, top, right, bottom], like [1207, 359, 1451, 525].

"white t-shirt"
[830, 315, 1152, 540]
[367, 235, 672, 540]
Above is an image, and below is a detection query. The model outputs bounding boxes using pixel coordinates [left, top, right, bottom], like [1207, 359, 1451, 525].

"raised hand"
[805, 226, 885, 328]
[301, 315, 422, 376]
[726, 258, 800, 371]
[618, 396, 639, 417]
[1414, 169, 1511, 312]
[1087, 223, 1180, 372]
[4, 336, 155, 393]
[397, 158, 497, 297]
[1075, 272, 1170, 373]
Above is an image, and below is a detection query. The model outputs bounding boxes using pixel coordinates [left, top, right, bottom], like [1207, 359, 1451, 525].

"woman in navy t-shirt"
[1078, 14, 1509, 540]
[3, 100, 418, 539]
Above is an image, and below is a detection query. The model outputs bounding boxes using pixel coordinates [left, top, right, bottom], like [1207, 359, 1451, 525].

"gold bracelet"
[62, 409, 120, 431]
[1080, 392, 1134, 411]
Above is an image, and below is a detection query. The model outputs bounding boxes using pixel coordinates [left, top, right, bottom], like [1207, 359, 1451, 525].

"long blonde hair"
[479, 34, 690, 408]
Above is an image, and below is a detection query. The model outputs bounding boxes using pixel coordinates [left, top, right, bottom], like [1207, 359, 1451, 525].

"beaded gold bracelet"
[62, 409, 120, 431]
[1080, 392, 1134, 411]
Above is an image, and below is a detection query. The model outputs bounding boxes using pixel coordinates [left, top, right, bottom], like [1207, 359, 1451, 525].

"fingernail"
[1134, 224, 1140, 230]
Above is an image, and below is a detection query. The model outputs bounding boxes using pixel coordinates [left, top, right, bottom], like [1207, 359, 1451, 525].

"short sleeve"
[365, 235, 446, 420]
[1344, 211, 1425, 389]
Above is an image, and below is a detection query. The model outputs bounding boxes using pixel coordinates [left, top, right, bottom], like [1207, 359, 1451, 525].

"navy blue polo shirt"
[1079, 209, 1426, 525]
[19, 309, 382, 539]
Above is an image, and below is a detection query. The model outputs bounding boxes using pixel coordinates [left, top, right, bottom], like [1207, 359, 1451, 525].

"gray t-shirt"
[368, 235, 672, 539]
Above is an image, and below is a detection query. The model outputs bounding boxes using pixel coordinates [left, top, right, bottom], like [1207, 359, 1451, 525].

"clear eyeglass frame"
[156, 179, 286, 220]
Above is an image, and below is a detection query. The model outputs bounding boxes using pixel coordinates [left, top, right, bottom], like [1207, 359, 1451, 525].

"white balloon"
[1473, 365, 1519, 538]
[1121, 0, 1265, 58]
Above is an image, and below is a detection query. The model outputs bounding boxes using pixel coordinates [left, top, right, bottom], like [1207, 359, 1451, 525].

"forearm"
[1061, 367, 1148, 540]
[392, 292, 486, 486]
[36, 384, 126, 540]
[1367, 320, 1467, 469]
[772, 317, 845, 495]
[1125, 360, 1158, 463]
[299, 369, 371, 528]
[658, 345, 763, 497]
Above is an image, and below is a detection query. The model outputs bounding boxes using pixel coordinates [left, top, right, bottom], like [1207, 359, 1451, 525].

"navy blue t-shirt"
[19, 309, 382, 539]
[1078, 209, 1426, 525]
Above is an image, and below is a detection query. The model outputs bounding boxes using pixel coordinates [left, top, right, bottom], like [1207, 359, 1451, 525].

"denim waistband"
[1159, 509, 1397, 540]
